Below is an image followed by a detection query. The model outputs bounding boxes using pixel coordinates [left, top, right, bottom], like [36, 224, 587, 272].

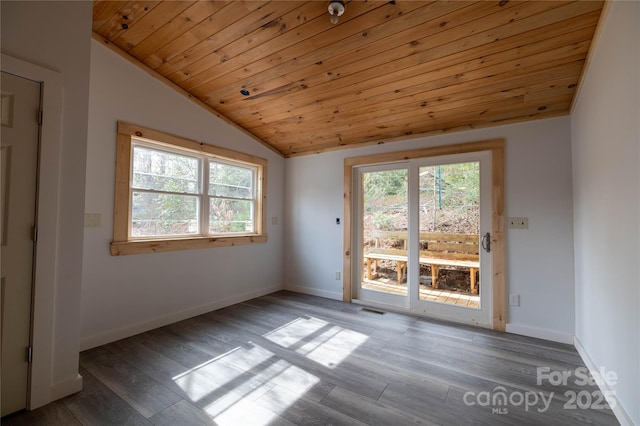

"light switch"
[85, 213, 101, 228]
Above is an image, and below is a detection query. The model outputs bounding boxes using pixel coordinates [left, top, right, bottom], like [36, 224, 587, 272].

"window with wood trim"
[111, 122, 267, 255]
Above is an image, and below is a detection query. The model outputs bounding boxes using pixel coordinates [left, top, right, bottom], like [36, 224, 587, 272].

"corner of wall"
[49, 375, 83, 404]
[574, 336, 636, 426]
[506, 323, 574, 345]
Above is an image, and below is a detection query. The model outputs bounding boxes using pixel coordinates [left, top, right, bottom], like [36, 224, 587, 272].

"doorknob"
[481, 232, 491, 253]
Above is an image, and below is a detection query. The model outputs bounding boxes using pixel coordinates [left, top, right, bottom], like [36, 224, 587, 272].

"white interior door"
[1, 71, 41, 416]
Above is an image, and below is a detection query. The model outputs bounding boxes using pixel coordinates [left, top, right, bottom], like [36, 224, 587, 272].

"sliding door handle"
[481, 232, 491, 253]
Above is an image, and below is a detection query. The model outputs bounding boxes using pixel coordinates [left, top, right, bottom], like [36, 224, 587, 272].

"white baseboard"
[284, 284, 342, 301]
[80, 285, 282, 351]
[50, 374, 83, 402]
[574, 336, 635, 426]
[505, 323, 574, 344]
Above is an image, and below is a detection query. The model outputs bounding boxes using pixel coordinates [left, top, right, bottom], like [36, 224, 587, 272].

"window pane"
[209, 162, 253, 199]
[133, 146, 199, 194]
[210, 198, 254, 233]
[132, 192, 199, 237]
[419, 162, 480, 233]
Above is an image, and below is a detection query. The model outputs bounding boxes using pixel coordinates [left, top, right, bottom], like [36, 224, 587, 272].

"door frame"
[2, 54, 65, 409]
[343, 139, 506, 331]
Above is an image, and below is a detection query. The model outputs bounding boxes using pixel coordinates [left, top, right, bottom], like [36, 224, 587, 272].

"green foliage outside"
[210, 199, 253, 233]
[130, 146, 255, 237]
[362, 162, 480, 291]
[419, 162, 479, 234]
[131, 147, 199, 237]
[363, 169, 408, 200]
[209, 163, 254, 233]
[363, 162, 479, 237]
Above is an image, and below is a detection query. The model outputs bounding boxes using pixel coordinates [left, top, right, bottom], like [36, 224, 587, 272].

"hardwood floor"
[3, 291, 618, 425]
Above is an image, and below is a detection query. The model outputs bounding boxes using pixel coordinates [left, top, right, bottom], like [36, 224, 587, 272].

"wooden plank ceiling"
[93, 1, 604, 157]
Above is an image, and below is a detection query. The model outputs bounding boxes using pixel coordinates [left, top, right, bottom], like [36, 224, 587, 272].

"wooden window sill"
[111, 235, 268, 256]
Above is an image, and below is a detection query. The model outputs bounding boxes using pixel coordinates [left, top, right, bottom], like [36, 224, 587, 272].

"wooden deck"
[362, 279, 480, 308]
[420, 288, 481, 309]
[3, 291, 618, 426]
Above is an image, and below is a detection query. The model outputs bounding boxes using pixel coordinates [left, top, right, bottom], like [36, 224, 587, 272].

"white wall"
[571, 1, 640, 424]
[1, 1, 92, 402]
[285, 117, 576, 343]
[80, 41, 285, 349]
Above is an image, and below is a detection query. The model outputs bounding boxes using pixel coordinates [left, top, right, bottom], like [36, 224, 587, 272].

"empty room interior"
[1, 1, 638, 425]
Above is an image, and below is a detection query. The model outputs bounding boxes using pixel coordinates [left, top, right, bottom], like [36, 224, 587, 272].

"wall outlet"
[509, 294, 520, 306]
[271, 216, 278, 225]
[335, 271, 341, 280]
[508, 217, 529, 229]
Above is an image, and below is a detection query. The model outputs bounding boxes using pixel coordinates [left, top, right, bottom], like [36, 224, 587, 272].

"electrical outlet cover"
[508, 217, 528, 229]
[509, 294, 520, 306]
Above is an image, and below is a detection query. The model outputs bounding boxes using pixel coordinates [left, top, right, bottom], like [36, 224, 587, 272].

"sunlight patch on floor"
[264, 316, 368, 369]
[207, 396, 279, 426]
[171, 347, 243, 401]
[172, 340, 322, 424]
[262, 316, 328, 348]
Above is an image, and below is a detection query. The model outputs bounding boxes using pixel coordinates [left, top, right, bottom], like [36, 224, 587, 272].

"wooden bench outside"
[363, 231, 480, 294]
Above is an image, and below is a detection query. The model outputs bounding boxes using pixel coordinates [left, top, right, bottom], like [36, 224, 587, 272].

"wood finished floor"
[4, 291, 618, 426]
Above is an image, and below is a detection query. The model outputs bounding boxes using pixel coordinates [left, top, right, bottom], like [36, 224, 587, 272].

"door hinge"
[33, 226, 38, 242]
[27, 346, 33, 363]
[37, 109, 43, 125]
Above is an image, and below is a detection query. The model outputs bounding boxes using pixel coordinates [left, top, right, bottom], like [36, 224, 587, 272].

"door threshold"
[351, 298, 492, 329]
[351, 298, 410, 315]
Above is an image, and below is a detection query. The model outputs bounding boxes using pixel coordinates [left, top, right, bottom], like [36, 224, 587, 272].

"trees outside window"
[111, 122, 267, 255]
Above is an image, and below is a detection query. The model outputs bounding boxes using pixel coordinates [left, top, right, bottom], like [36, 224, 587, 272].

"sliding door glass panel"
[360, 168, 409, 297]
[418, 162, 481, 308]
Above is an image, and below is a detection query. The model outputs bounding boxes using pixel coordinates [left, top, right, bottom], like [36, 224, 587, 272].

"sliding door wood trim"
[343, 162, 354, 302]
[491, 145, 506, 331]
[342, 138, 505, 331]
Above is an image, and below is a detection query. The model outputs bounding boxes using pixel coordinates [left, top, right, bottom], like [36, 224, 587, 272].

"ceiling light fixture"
[328, 1, 345, 25]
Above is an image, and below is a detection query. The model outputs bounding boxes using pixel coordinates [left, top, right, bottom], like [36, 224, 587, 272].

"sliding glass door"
[354, 152, 493, 327]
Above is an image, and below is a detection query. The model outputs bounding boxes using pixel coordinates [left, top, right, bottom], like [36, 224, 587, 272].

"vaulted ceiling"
[92, 1, 604, 157]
